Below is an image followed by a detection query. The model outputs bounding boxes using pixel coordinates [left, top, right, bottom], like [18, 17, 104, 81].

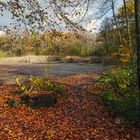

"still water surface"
[0, 62, 108, 84]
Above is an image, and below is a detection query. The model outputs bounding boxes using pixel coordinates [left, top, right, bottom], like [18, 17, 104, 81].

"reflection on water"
[41, 63, 107, 77]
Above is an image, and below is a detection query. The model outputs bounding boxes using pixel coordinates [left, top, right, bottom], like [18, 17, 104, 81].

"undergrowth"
[97, 66, 140, 124]
[7, 76, 65, 108]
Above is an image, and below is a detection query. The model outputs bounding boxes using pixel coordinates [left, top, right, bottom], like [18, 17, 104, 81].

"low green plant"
[6, 98, 21, 107]
[15, 75, 64, 94]
[15, 76, 30, 94]
[98, 67, 135, 96]
[29, 76, 44, 90]
[16, 76, 24, 86]
[13, 75, 65, 108]
[46, 81, 64, 93]
[97, 66, 140, 123]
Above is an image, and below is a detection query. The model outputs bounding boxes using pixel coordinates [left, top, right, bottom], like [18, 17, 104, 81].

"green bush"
[61, 47, 81, 56]
[92, 47, 106, 56]
[0, 50, 7, 58]
[15, 75, 64, 94]
[12, 75, 65, 108]
[97, 67, 140, 123]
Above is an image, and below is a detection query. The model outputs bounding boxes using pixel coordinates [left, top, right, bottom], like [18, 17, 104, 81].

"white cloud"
[0, 31, 6, 36]
[84, 19, 101, 33]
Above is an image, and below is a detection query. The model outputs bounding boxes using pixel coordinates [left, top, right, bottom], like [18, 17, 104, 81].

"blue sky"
[0, 0, 123, 32]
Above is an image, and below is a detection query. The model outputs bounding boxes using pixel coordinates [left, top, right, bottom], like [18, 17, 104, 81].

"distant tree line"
[0, 31, 97, 57]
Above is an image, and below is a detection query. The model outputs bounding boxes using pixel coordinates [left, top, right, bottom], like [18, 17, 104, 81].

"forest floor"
[0, 74, 139, 140]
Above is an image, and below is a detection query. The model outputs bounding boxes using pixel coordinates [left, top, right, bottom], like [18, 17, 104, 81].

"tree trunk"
[123, 0, 133, 64]
[105, 29, 109, 53]
[123, 0, 132, 48]
[111, 0, 122, 44]
[134, 0, 140, 113]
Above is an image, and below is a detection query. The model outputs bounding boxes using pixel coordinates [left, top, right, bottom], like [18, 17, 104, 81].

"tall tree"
[134, 0, 140, 112]
[111, 0, 122, 43]
[123, 0, 132, 49]
[122, 0, 134, 64]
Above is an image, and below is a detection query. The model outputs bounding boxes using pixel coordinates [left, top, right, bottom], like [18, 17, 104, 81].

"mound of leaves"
[7, 92, 59, 109]
[6, 76, 65, 108]
[21, 93, 57, 108]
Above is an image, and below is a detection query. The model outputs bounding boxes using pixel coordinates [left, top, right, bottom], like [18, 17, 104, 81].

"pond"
[0, 62, 109, 84]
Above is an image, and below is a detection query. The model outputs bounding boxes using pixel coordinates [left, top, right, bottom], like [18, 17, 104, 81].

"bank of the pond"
[0, 55, 115, 65]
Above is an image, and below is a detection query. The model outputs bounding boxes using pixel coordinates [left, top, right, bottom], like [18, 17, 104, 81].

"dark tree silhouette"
[134, 0, 140, 112]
